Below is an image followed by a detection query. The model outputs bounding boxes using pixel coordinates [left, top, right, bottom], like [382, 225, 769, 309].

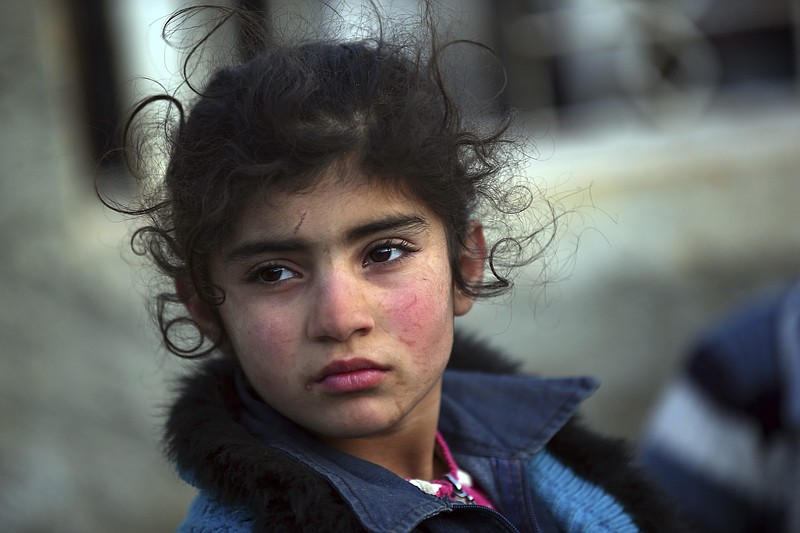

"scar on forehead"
[293, 210, 308, 234]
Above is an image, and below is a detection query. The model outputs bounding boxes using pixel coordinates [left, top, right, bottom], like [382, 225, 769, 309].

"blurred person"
[106, 3, 687, 531]
[640, 281, 800, 532]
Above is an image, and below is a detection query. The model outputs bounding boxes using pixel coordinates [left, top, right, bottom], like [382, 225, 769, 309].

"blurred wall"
[0, 1, 193, 531]
[1, 0, 798, 531]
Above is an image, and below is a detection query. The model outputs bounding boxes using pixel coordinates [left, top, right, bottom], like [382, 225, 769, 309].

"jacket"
[166, 334, 683, 532]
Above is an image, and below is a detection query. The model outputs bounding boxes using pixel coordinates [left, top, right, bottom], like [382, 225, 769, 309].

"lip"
[314, 358, 390, 393]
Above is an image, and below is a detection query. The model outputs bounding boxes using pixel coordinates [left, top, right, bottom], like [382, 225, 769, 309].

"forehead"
[229, 173, 436, 244]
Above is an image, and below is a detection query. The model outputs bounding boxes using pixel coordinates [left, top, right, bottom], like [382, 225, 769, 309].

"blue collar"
[236, 370, 597, 532]
[438, 370, 598, 459]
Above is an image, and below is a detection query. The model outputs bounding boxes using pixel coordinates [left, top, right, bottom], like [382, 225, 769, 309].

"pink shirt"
[406, 431, 495, 509]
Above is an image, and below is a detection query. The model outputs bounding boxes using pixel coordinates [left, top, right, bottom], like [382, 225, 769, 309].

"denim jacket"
[175, 366, 651, 532]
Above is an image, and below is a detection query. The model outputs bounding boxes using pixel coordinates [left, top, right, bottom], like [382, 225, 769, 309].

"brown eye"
[368, 246, 395, 263]
[364, 241, 417, 266]
[257, 266, 295, 284]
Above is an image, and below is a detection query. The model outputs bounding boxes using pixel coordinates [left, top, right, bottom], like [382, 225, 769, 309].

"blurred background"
[1, 0, 798, 530]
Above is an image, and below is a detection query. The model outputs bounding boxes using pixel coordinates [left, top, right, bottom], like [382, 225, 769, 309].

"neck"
[318, 388, 445, 480]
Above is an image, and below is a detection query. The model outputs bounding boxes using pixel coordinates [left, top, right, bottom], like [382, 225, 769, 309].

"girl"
[113, 4, 683, 532]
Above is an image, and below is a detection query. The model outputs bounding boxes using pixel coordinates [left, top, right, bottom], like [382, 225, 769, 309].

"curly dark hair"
[105, 4, 557, 358]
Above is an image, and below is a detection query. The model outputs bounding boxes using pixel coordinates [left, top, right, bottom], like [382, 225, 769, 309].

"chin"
[310, 410, 402, 441]
[321, 420, 393, 440]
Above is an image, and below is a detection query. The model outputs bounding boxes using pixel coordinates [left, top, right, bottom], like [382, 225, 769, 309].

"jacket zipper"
[445, 472, 541, 532]
[524, 485, 543, 533]
[451, 502, 524, 533]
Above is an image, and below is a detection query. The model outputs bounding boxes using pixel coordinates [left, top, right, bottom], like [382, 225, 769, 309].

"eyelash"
[362, 239, 419, 267]
[245, 239, 420, 287]
[245, 263, 299, 286]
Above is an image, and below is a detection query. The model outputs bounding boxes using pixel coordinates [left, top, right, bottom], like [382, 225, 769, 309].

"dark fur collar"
[165, 354, 368, 531]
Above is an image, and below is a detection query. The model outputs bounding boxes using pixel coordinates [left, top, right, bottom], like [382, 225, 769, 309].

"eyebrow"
[224, 214, 430, 263]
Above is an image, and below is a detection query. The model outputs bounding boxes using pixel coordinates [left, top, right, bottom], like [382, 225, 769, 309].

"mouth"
[314, 358, 390, 393]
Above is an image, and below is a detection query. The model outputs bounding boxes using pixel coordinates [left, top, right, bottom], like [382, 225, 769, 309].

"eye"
[250, 264, 299, 285]
[364, 240, 418, 266]
[367, 246, 402, 264]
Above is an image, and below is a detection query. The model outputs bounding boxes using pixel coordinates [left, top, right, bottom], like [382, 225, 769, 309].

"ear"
[175, 278, 220, 342]
[453, 222, 487, 317]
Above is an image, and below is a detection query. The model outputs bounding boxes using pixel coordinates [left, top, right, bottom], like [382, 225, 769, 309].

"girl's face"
[202, 172, 481, 445]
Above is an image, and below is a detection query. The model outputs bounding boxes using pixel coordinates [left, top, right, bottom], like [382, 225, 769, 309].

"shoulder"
[545, 417, 692, 532]
[526, 448, 639, 532]
[447, 332, 689, 530]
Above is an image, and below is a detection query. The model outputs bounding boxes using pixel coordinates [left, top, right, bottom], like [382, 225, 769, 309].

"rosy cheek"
[390, 293, 421, 348]
[386, 285, 450, 350]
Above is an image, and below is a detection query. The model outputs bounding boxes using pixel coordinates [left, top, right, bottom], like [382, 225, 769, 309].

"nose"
[307, 271, 375, 342]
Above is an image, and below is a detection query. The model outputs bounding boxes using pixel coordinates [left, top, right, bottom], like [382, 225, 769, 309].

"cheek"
[226, 302, 298, 364]
[231, 309, 306, 401]
[384, 274, 453, 351]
